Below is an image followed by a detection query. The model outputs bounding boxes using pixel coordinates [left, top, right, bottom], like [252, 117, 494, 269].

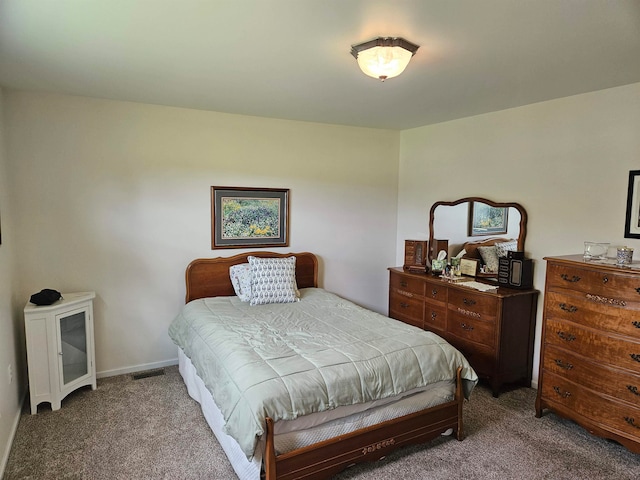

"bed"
[169, 251, 478, 480]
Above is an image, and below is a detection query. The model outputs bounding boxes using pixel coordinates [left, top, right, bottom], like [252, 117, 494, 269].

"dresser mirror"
[428, 197, 528, 263]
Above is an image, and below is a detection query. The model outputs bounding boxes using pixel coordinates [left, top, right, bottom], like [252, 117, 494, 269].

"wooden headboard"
[185, 251, 318, 303]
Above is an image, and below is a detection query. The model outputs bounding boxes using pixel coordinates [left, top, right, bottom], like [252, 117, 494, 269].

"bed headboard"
[185, 251, 318, 303]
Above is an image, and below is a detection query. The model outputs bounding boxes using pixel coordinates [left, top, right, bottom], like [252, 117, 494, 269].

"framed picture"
[468, 201, 508, 236]
[624, 170, 640, 239]
[460, 258, 479, 277]
[211, 187, 289, 249]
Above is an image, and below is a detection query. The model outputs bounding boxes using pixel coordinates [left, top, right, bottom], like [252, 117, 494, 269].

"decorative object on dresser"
[391, 197, 538, 397]
[404, 239, 428, 272]
[24, 292, 96, 414]
[536, 255, 640, 454]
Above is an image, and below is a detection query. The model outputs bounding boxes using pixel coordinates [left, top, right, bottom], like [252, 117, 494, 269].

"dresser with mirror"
[389, 197, 539, 396]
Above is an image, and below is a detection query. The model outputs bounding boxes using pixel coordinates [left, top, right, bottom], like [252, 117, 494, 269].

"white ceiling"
[1, 0, 639, 130]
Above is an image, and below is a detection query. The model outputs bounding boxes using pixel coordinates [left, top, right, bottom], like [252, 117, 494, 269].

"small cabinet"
[24, 292, 96, 414]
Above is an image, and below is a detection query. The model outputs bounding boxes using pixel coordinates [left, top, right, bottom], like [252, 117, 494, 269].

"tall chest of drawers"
[389, 268, 539, 396]
[536, 255, 640, 453]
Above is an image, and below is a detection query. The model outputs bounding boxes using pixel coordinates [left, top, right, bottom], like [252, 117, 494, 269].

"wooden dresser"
[536, 255, 640, 454]
[389, 267, 539, 396]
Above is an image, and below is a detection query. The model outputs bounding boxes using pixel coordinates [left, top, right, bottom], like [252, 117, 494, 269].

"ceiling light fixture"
[350, 37, 419, 82]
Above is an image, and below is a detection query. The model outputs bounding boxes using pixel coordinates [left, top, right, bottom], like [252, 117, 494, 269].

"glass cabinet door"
[57, 310, 89, 386]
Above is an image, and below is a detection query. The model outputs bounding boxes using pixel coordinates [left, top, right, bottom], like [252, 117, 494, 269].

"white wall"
[0, 89, 25, 474]
[4, 91, 400, 377]
[397, 82, 640, 386]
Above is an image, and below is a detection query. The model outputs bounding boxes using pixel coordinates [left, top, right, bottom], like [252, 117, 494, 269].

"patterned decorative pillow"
[495, 240, 518, 258]
[248, 256, 299, 306]
[477, 246, 500, 273]
[229, 263, 252, 302]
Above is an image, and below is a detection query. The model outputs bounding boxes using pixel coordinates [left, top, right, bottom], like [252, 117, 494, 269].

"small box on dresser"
[536, 255, 640, 454]
[24, 291, 97, 414]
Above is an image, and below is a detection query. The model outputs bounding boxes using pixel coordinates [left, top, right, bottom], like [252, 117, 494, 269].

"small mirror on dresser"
[428, 197, 528, 278]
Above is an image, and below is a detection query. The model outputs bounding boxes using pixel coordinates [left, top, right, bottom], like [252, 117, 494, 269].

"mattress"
[179, 348, 456, 480]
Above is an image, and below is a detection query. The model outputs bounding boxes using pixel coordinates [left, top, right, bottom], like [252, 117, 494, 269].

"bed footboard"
[263, 367, 465, 480]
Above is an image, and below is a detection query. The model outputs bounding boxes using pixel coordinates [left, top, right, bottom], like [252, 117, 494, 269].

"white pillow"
[229, 263, 252, 302]
[477, 246, 500, 273]
[248, 256, 299, 306]
[495, 240, 518, 258]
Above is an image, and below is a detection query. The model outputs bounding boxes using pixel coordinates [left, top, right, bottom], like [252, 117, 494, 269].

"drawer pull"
[400, 302, 409, 309]
[460, 322, 474, 331]
[431, 311, 438, 320]
[400, 281, 408, 287]
[630, 353, 640, 363]
[602, 276, 609, 284]
[552, 386, 571, 398]
[431, 288, 438, 296]
[627, 385, 640, 396]
[636, 287, 640, 294]
[560, 274, 581, 283]
[558, 303, 577, 313]
[554, 359, 573, 370]
[463, 298, 476, 306]
[624, 417, 640, 429]
[557, 331, 576, 342]
[633, 321, 640, 329]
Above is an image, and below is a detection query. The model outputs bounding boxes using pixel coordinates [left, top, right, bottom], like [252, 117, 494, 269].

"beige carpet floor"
[4, 366, 640, 479]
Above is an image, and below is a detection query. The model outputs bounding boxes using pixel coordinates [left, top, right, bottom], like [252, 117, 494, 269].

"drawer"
[448, 289, 498, 319]
[424, 303, 446, 332]
[542, 371, 640, 439]
[389, 271, 425, 297]
[424, 280, 448, 303]
[447, 312, 496, 348]
[545, 318, 640, 372]
[389, 292, 423, 329]
[542, 344, 640, 407]
[545, 291, 640, 339]
[546, 263, 640, 303]
[445, 335, 495, 377]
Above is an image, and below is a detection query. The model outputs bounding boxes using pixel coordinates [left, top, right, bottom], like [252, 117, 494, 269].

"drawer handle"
[400, 281, 408, 287]
[557, 331, 576, 342]
[602, 276, 608, 284]
[400, 302, 410, 309]
[558, 303, 577, 313]
[431, 311, 438, 320]
[560, 274, 581, 283]
[624, 417, 640, 429]
[633, 321, 640, 329]
[627, 385, 640, 396]
[554, 359, 573, 370]
[630, 353, 640, 363]
[552, 386, 571, 398]
[431, 288, 438, 296]
[460, 322, 474, 331]
[463, 298, 476, 306]
[636, 287, 640, 294]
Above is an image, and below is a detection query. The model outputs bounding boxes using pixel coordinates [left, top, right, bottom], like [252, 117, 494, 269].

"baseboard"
[0, 389, 27, 478]
[96, 358, 178, 379]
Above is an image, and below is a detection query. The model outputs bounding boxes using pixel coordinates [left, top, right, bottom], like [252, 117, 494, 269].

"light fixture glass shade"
[351, 37, 419, 81]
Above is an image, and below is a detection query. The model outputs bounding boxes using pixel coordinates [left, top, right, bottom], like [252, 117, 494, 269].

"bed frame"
[185, 251, 465, 480]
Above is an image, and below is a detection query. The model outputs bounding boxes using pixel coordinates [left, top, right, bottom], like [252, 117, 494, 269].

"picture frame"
[624, 170, 640, 239]
[211, 186, 289, 249]
[460, 258, 479, 277]
[468, 201, 508, 236]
